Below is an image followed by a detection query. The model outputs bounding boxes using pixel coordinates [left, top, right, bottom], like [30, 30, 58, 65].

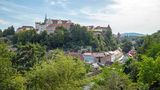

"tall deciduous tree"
[70, 24, 93, 47]
[0, 42, 14, 89]
[26, 50, 87, 90]
[12, 43, 45, 73]
[0, 42, 25, 90]
[0, 29, 2, 37]
[103, 25, 117, 51]
[122, 40, 132, 53]
[3, 26, 15, 37]
[93, 62, 141, 90]
[138, 56, 160, 89]
[13, 30, 37, 44]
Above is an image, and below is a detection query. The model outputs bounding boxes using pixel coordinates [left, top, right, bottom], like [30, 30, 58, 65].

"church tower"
[44, 14, 47, 23]
[107, 24, 112, 31]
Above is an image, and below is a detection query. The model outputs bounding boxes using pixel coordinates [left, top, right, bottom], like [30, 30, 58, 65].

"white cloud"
[0, 19, 9, 25]
[0, 1, 34, 12]
[79, 0, 160, 34]
[46, 0, 69, 7]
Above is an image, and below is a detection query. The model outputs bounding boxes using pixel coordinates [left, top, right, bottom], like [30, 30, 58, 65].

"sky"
[0, 0, 160, 34]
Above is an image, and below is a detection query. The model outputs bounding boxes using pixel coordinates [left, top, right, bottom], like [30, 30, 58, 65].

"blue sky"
[0, 0, 160, 34]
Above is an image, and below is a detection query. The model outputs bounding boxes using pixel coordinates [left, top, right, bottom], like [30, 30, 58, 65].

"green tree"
[70, 24, 93, 47]
[146, 44, 160, 59]
[3, 26, 15, 37]
[5, 75, 26, 90]
[92, 34, 106, 51]
[93, 62, 140, 90]
[0, 42, 25, 90]
[122, 40, 132, 53]
[12, 43, 45, 73]
[103, 25, 117, 51]
[53, 27, 69, 48]
[138, 56, 160, 89]
[13, 30, 37, 44]
[26, 50, 87, 90]
[0, 29, 2, 37]
[0, 42, 14, 89]
[37, 31, 49, 46]
[123, 58, 140, 82]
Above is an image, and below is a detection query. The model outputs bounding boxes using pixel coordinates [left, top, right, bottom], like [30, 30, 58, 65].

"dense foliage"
[1, 25, 160, 89]
[3, 25, 118, 52]
[26, 50, 87, 90]
[12, 43, 45, 73]
[0, 42, 88, 90]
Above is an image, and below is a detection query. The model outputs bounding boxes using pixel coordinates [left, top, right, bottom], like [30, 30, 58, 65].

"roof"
[95, 26, 108, 29]
[93, 53, 105, 57]
[17, 26, 34, 31]
[46, 23, 72, 28]
[36, 19, 72, 25]
[17, 26, 34, 29]
[83, 53, 92, 56]
[113, 50, 121, 55]
[86, 26, 94, 30]
[21, 26, 34, 28]
[104, 52, 110, 55]
[52, 19, 70, 24]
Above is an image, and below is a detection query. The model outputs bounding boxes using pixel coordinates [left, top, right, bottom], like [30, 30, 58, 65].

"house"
[86, 26, 94, 31]
[92, 49, 123, 65]
[128, 50, 136, 57]
[112, 49, 123, 61]
[92, 52, 114, 65]
[93, 52, 106, 64]
[16, 26, 34, 32]
[35, 15, 73, 34]
[81, 49, 123, 65]
[83, 53, 95, 63]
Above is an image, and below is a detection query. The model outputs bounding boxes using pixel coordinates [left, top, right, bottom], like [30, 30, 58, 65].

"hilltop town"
[17, 16, 112, 35]
[1, 0, 160, 89]
[15, 16, 129, 68]
[1, 16, 160, 89]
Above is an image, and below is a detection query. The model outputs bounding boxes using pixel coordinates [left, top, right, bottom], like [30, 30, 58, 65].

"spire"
[44, 14, 47, 23]
[107, 24, 112, 31]
[45, 14, 47, 20]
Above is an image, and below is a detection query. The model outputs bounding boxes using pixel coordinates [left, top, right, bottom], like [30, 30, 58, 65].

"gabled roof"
[46, 23, 72, 28]
[93, 53, 105, 57]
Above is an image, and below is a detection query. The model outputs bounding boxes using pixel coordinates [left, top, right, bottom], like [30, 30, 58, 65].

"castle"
[35, 15, 73, 34]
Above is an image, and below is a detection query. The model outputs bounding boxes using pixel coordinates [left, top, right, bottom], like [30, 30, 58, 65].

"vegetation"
[12, 43, 45, 73]
[4, 25, 118, 52]
[0, 42, 88, 90]
[2, 26, 15, 37]
[103, 25, 117, 51]
[26, 50, 88, 90]
[0, 25, 160, 89]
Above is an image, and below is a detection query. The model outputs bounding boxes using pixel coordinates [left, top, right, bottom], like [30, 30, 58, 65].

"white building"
[16, 26, 34, 32]
[35, 15, 73, 34]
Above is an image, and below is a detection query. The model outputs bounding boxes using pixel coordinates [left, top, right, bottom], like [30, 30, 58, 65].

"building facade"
[16, 26, 34, 32]
[35, 16, 73, 34]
